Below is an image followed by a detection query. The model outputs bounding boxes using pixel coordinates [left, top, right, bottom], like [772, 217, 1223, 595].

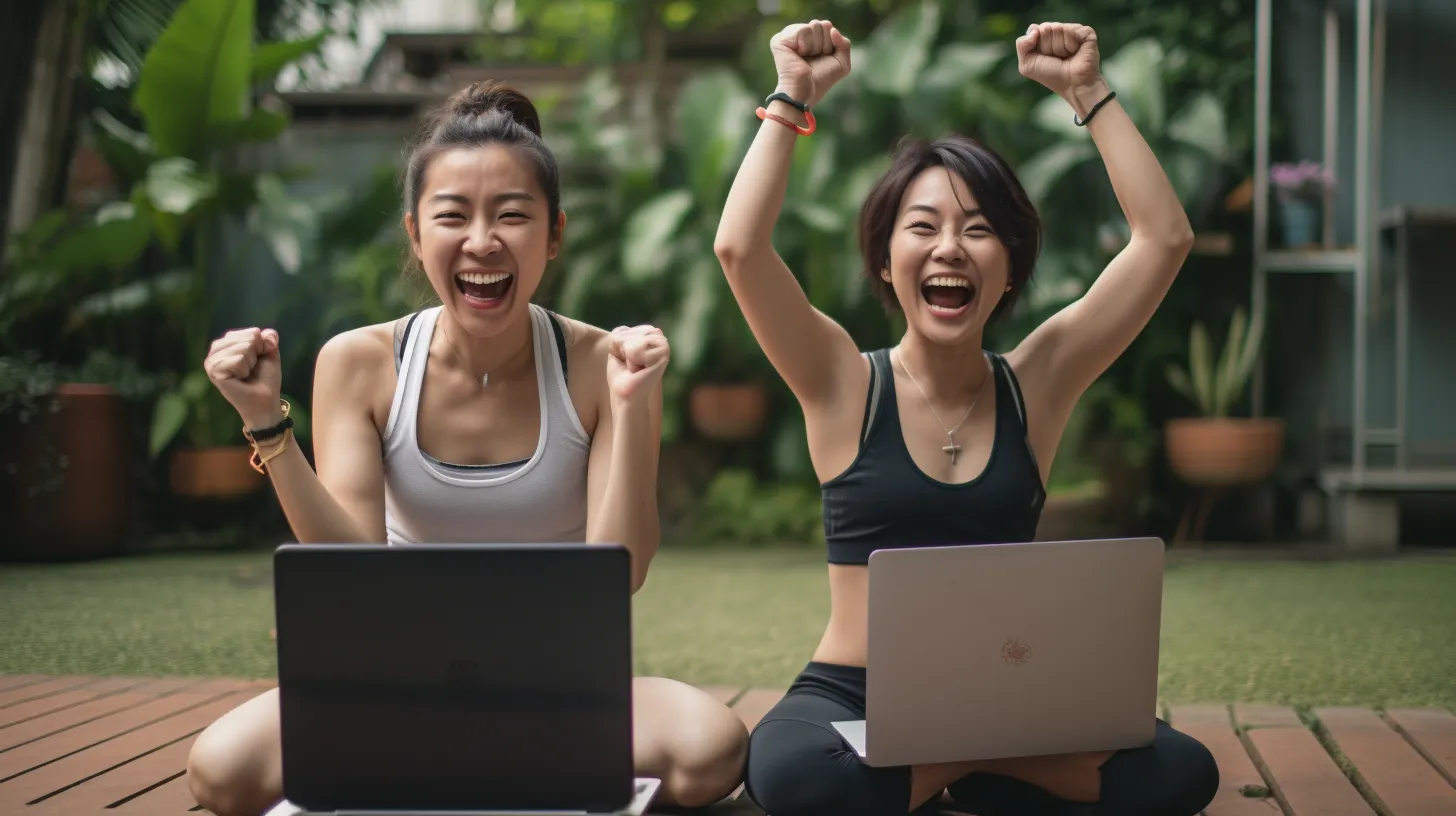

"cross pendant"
[942, 442, 962, 464]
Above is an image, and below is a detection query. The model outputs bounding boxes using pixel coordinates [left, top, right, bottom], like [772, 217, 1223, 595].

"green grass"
[1, 548, 1453, 707]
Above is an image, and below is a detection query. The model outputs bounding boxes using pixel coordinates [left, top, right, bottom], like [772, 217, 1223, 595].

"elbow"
[712, 238, 740, 270]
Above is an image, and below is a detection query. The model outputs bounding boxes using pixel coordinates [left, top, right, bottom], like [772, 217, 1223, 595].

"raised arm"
[712, 20, 862, 409]
[585, 325, 668, 594]
[204, 327, 387, 544]
[1008, 23, 1195, 417]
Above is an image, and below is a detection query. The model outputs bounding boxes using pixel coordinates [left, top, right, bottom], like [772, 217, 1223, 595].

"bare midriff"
[809, 564, 872, 666]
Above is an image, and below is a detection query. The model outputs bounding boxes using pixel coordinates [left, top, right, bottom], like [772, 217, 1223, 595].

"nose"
[462, 219, 503, 258]
[930, 228, 966, 266]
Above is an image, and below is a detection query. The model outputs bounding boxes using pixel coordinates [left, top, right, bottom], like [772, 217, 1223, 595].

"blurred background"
[2, 0, 1453, 564]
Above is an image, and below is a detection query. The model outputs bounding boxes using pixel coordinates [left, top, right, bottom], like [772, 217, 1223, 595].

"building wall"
[1268, 0, 1456, 471]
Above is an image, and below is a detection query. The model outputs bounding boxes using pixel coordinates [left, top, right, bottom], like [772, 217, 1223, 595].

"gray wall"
[1270, 0, 1456, 471]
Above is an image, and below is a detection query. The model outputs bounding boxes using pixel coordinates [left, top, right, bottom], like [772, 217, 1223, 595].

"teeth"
[457, 271, 512, 285]
[924, 276, 971, 289]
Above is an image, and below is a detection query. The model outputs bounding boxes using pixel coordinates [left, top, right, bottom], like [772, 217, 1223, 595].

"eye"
[906, 221, 936, 234]
[433, 211, 465, 221]
[500, 211, 529, 221]
[966, 224, 994, 235]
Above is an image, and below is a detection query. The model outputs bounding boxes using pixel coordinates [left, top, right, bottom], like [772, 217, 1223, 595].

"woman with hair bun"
[186, 82, 748, 816]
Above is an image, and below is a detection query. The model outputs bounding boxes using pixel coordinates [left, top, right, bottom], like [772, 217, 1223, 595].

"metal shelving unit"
[1251, 0, 1456, 548]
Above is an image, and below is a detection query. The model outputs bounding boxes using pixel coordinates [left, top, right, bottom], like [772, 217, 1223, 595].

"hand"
[204, 327, 284, 429]
[1016, 22, 1102, 98]
[770, 19, 852, 108]
[606, 325, 669, 405]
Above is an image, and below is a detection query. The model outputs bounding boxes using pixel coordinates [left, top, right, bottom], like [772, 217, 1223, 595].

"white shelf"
[1258, 248, 1360, 273]
[1320, 467, 1456, 493]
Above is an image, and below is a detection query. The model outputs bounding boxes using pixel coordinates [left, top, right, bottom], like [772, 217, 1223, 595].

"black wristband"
[246, 415, 293, 442]
[1073, 89, 1116, 126]
[765, 91, 810, 112]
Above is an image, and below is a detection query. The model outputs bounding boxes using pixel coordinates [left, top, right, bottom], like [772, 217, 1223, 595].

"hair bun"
[446, 81, 542, 137]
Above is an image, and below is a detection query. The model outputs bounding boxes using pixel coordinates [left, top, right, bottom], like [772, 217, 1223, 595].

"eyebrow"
[906, 204, 983, 218]
[428, 191, 537, 206]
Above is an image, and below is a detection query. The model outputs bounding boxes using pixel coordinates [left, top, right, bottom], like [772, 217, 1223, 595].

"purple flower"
[1270, 160, 1334, 201]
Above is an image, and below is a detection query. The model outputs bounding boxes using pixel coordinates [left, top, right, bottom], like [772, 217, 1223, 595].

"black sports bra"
[819, 348, 1046, 565]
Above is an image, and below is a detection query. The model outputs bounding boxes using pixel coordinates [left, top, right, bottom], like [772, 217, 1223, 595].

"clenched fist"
[1016, 22, 1102, 97]
[204, 328, 284, 429]
[606, 325, 669, 405]
[770, 19, 852, 108]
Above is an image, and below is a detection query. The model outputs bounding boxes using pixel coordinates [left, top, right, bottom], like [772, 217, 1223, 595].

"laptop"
[263, 543, 660, 816]
[831, 537, 1165, 767]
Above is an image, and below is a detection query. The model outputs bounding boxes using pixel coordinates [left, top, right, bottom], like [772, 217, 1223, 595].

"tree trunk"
[4, 0, 91, 241]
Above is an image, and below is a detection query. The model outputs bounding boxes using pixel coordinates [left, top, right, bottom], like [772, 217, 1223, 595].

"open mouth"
[455, 270, 514, 308]
[920, 275, 976, 316]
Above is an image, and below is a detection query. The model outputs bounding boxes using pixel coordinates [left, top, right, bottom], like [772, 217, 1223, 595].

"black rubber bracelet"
[1074, 89, 1117, 126]
[247, 415, 294, 442]
[765, 91, 810, 113]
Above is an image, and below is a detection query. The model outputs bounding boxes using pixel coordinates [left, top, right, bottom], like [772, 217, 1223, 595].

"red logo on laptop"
[1001, 639, 1032, 666]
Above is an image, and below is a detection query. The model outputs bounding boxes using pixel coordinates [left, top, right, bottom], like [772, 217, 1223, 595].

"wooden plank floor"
[1, 675, 1452, 815]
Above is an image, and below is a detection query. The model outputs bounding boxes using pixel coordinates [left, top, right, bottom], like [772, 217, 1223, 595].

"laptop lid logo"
[447, 658, 484, 693]
[1001, 638, 1032, 666]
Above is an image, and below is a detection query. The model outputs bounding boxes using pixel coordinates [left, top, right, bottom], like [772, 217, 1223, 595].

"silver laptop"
[831, 537, 1164, 767]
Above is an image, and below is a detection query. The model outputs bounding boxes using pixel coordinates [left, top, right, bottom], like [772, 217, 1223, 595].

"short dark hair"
[858, 134, 1040, 319]
[402, 81, 561, 237]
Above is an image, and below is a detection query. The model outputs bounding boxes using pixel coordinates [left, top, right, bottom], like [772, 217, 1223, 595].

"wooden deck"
[1, 674, 1452, 815]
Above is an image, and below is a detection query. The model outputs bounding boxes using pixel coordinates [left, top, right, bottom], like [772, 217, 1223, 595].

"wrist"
[773, 82, 813, 108]
[1063, 77, 1112, 118]
[241, 405, 287, 434]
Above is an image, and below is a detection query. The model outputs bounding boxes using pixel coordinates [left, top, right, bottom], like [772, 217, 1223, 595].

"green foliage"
[1165, 307, 1264, 418]
[689, 468, 824, 547]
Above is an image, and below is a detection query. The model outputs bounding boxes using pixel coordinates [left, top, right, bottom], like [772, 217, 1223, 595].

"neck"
[437, 308, 534, 382]
[895, 328, 990, 402]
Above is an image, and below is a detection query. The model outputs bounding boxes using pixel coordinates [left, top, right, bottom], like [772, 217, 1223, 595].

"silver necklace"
[439, 319, 528, 387]
[896, 349, 992, 465]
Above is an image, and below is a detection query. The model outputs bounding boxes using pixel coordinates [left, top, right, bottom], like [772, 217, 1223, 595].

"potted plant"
[1164, 307, 1284, 488]
[1270, 160, 1333, 249]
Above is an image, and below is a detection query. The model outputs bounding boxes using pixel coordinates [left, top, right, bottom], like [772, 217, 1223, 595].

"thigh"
[745, 691, 922, 816]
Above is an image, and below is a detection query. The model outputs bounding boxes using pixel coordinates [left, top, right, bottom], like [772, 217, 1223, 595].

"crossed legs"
[187, 677, 747, 816]
[743, 664, 1218, 816]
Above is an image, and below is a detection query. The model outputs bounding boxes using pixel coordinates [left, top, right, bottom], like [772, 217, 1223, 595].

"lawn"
[1, 547, 1452, 708]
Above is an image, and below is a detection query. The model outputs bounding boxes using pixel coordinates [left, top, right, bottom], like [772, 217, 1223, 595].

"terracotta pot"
[3, 384, 133, 561]
[690, 382, 767, 441]
[170, 445, 265, 498]
[1165, 417, 1285, 487]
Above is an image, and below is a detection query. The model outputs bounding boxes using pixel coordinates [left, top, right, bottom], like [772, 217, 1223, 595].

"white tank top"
[381, 304, 591, 545]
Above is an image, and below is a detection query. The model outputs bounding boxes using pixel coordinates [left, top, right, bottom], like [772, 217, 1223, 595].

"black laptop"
[265, 543, 658, 816]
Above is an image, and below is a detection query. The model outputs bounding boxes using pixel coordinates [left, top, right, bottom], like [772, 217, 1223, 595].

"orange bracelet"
[756, 106, 817, 136]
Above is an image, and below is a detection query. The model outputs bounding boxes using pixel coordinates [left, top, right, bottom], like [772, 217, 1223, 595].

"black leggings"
[743, 663, 1219, 816]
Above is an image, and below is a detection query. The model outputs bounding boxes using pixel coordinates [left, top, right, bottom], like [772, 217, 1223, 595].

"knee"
[187, 727, 258, 816]
[657, 712, 749, 807]
[745, 720, 902, 816]
[1101, 723, 1220, 816]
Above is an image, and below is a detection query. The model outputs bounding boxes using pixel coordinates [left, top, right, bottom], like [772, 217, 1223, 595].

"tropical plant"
[2, 0, 326, 457]
[1165, 307, 1264, 418]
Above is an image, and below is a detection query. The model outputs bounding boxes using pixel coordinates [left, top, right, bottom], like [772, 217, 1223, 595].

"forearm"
[712, 93, 805, 263]
[243, 408, 376, 544]
[258, 443, 375, 543]
[586, 401, 661, 592]
[1069, 80, 1193, 247]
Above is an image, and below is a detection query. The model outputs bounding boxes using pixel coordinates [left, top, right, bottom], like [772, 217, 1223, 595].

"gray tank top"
[381, 304, 591, 545]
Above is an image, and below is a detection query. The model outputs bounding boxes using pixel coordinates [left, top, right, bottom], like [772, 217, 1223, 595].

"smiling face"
[404, 145, 564, 337]
[882, 167, 1011, 346]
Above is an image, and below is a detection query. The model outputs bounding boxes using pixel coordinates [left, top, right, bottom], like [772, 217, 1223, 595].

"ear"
[880, 268, 891, 282]
[404, 212, 423, 261]
[548, 210, 567, 260]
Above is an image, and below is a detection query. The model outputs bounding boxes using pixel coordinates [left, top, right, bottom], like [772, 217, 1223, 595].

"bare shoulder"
[552, 313, 612, 376]
[317, 321, 398, 375]
[314, 320, 404, 425]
